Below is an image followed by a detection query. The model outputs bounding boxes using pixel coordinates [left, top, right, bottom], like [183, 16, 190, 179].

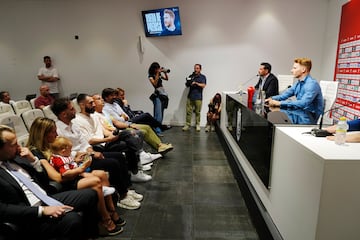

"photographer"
[182, 64, 207, 132]
[205, 93, 222, 132]
[148, 62, 170, 133]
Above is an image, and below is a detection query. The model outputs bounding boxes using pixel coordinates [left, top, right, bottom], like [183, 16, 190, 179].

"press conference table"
[220, 92, 360, 240]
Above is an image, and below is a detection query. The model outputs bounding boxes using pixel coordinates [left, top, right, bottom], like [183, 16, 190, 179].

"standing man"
[34, 85, 55, 109]
[182, 64, 207, 132]
[265, 58, 323, 121]
[254, 62, 279, 99]
[37, 56, 60, 99]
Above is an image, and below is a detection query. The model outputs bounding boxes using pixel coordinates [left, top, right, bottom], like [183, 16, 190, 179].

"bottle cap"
[339, 116, 347, 121]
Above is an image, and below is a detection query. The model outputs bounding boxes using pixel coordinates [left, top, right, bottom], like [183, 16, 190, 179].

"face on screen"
[164, 12, 175, 30]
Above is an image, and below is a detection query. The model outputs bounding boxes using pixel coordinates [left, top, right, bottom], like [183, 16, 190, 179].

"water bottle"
[334, 116, 348, 145]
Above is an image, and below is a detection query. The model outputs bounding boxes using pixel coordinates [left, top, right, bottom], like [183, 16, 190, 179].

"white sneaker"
[131, 171, 152, 182]
[102, 186, 116, 197]
[205, 125, 210, 132]
[139, 151, 156, 165]
[127, 190, 143, 202]
[148, 152, 162, 161]
[142, 164, 152, 171]
[117, 195, 141, 210]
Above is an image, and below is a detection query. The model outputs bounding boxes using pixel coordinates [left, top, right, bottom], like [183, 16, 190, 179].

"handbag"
[149, 93, 157, 101]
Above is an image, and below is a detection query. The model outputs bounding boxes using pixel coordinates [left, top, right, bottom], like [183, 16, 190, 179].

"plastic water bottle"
[335, 116, 349, 145]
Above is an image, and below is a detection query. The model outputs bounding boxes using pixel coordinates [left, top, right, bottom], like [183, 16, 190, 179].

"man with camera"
[182, 64, 207, 132]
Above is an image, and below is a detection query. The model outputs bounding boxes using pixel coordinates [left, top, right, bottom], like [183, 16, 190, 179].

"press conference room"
[1, 0, 359, 240]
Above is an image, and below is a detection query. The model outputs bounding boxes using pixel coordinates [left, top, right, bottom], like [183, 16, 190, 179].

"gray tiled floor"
[98, 126, 259, 240]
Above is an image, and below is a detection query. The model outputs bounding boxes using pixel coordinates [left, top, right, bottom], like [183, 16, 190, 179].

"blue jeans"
[153, 97, 164, 124]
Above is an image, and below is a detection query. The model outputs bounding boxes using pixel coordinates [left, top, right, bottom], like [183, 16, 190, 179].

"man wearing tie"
[0, 125, 98, 240]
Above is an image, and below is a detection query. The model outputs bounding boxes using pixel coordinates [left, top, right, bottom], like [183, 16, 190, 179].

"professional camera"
[113, 128, 120, 136]
[208, 103, 216, 113]
[161, 68, 171, 73]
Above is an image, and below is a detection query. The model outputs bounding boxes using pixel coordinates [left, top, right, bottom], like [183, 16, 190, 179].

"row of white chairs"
[0, 105, 57, 146]
[0, 95, 81, 147]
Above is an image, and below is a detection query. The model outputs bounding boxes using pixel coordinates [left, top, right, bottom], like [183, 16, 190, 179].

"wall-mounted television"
[142, 6, 182, 37]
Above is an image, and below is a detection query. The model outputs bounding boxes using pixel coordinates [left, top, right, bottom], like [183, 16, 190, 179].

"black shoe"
[161, 125, 172, 131]
[114, 217, 126, 227]
[98, 223, 123, 236]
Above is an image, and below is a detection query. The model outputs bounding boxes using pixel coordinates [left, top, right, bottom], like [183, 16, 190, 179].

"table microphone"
[311, 101, 357, 137]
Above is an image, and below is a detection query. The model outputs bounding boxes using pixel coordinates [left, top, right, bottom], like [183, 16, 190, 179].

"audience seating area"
[0, 94, 84, 147]
[0, 97, 64, 146]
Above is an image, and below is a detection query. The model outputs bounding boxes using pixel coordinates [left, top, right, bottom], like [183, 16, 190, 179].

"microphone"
[237, 74, 259, 94]
[310, 101, 357, 137]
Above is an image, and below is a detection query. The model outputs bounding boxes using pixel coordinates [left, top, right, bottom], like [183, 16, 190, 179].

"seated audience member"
[0, 124, 99, 240]
[34, 85, 55, 109]
[0, 91, 15, 105]
[102, 88, 173, 154]
[50, 98, 144, 208]
[205, 93, 222, 132]
[92, 94, 160, 172]
[49, 136, 124, 236]
[265, 58, 323, 121]
[114, 88, 165, 135]
[325, 118, 360, 143]
[74, 93, 160, 182]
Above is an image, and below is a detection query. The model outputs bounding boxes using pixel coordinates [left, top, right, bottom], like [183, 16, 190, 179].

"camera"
[208, 103, 216, 113]
[161, 68, 170, 73]
[113, 129, 120, 136]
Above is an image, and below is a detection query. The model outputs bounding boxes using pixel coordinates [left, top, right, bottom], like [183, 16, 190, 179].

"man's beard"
[85, 107, 95, 114]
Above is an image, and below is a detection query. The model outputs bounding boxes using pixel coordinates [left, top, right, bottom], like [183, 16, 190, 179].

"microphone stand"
[310, 103, 352, 137]
[237, 74, 259, 95]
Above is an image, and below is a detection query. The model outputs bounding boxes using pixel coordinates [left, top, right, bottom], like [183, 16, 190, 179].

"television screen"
[142, 6, 182, 37]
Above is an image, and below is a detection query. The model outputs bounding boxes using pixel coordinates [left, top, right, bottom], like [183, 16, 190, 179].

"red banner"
[333, 0, 360, 121]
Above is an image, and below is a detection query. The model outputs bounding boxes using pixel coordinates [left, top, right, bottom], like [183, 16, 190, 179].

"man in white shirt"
[51, 97, 143, 210]
[101, 88, 173, 154]
[73, 94, 160, 182]
[37, 56, 60, 99]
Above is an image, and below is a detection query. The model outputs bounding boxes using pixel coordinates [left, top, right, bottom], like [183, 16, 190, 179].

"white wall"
[0, 0, 346, 126]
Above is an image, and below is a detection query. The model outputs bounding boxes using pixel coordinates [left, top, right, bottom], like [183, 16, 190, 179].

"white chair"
[11, 100, 32, 116]
[0, 115, 29, 139]
[277, 75, 295, 93]
[0, 103, 15, 118]
[69, 93, 78, 100]
[30, 98, 36, 109]
[42, 105, 58, 121]
[72, 98, 81, 113]
[17, 134, 29, 147]
[318, 80, 339, 125]
[21, 109, 45, 131]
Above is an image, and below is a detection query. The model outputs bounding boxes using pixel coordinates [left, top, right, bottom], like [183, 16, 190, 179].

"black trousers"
[21, 188, 98, 240]
[131, 112, 162, 129]
[90, 152, 130, 196]
[103, 129, 144, 174]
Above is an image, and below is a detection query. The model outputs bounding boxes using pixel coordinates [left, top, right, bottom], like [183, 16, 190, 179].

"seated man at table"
[325, 118, 360, 142]
[265, 58, 323, 121]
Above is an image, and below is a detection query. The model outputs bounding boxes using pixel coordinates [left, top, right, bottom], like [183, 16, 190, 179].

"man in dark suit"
[0, 125, 98, 240]
[254, 62, 279, 99]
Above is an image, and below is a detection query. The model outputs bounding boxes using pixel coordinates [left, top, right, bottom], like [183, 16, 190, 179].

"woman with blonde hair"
[27, 117, 124, 236]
